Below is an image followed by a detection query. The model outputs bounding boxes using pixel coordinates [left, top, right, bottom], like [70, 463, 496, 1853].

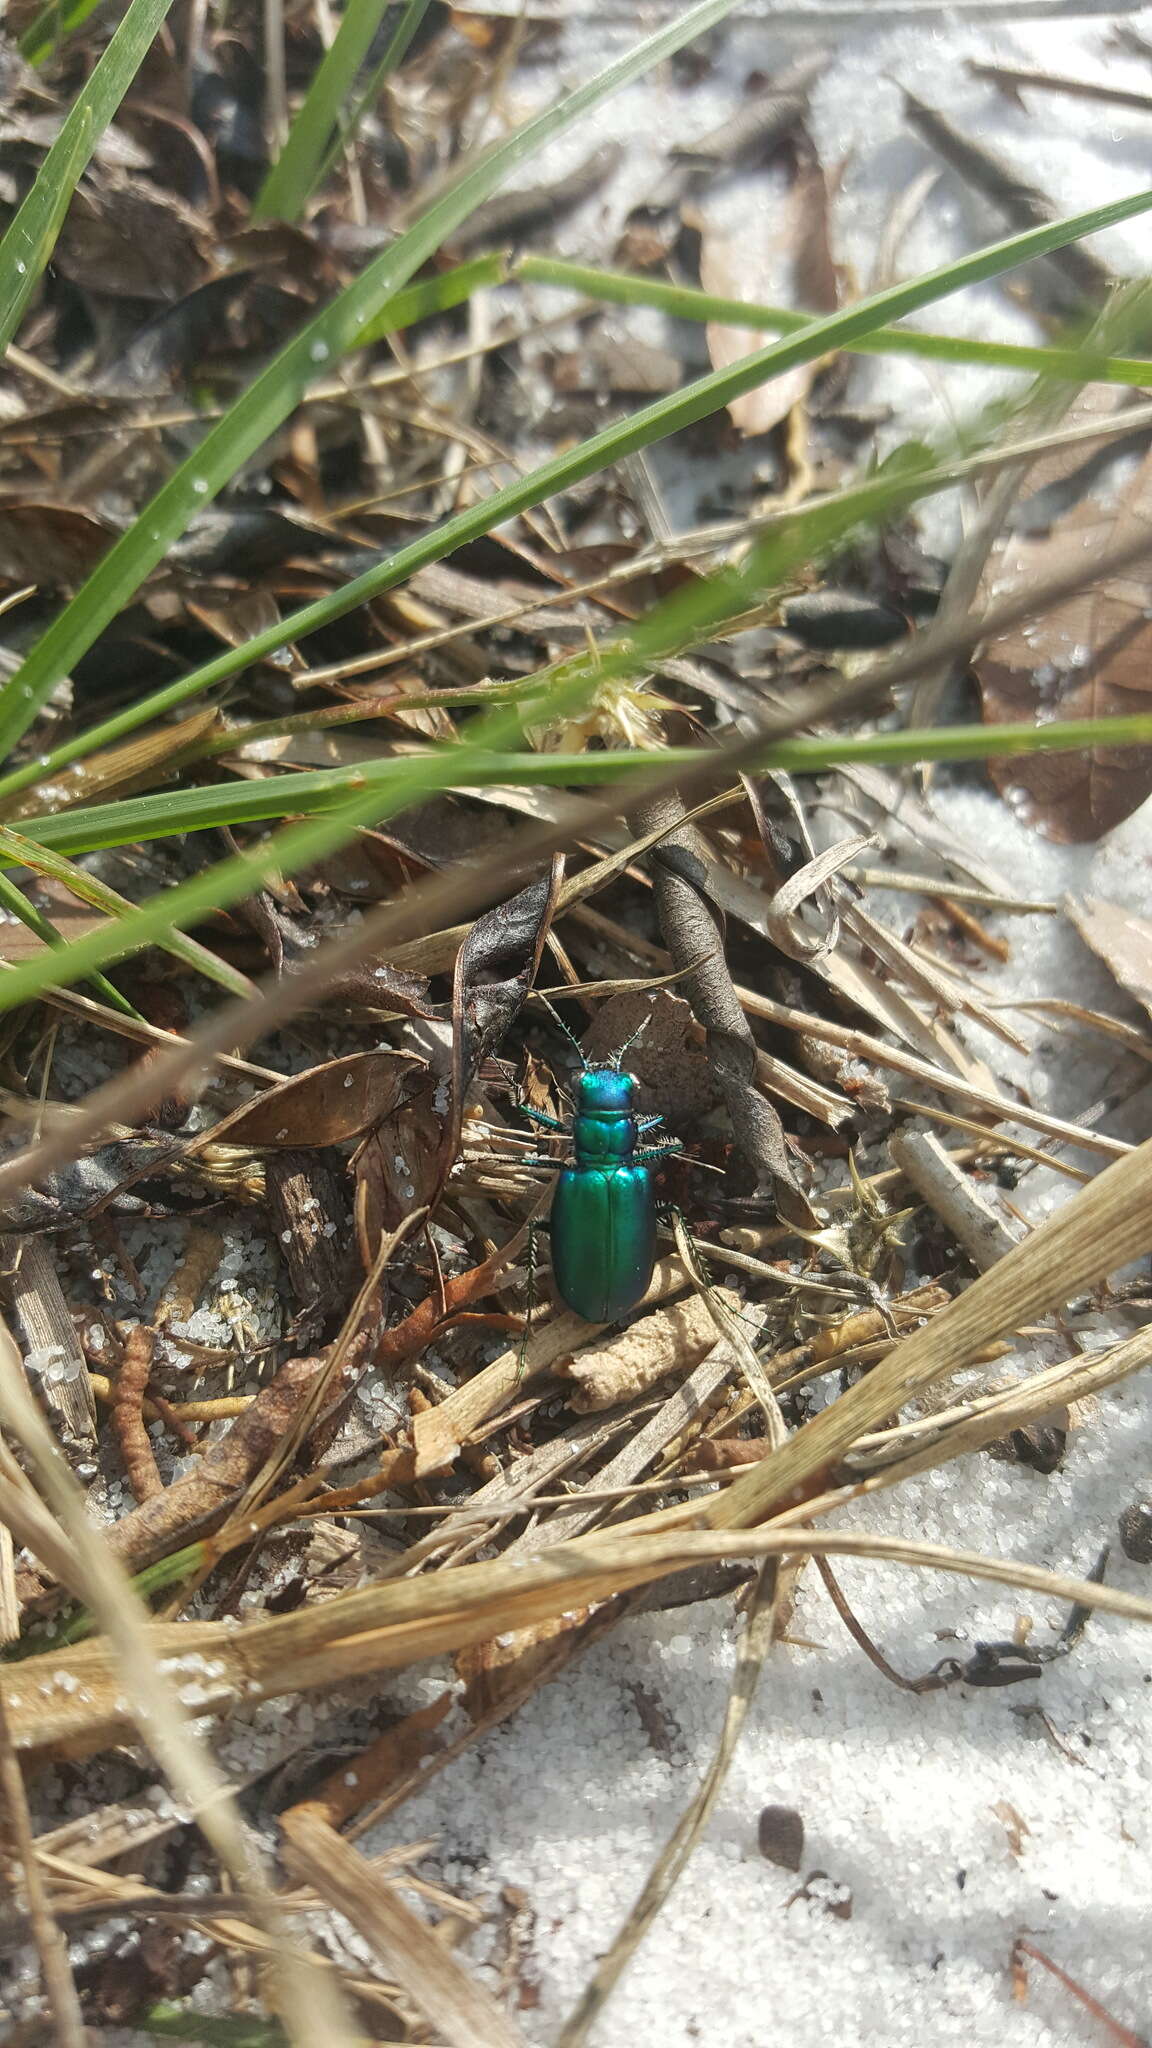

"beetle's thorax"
[572, 1066, 638, 1166]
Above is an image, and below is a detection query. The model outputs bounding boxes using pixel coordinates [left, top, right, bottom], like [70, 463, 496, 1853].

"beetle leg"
[636, 1114, 664, 1133]
[520, 1105, 567, 1131]
[523, 1154, 566, 1169]
[633, 1138, 683, 1164]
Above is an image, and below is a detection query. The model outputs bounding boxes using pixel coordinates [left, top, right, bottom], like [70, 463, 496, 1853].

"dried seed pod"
[758, 1804, 805, 1871]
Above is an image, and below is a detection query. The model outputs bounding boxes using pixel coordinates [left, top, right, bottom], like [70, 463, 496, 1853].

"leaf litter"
[1, 8, 1152, 2048]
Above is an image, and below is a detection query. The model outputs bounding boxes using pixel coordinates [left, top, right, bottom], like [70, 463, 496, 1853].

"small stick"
[0, 1679, 86, 2046]
[889, 1128, 1020, 1272]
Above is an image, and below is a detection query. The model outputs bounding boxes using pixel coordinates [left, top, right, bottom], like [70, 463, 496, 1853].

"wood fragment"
[889, 1129, 1021, 1272]
[2, 1236, 95, 1449]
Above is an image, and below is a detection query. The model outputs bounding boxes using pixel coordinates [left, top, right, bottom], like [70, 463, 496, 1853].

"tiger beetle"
[519, 1013, 682, 1324]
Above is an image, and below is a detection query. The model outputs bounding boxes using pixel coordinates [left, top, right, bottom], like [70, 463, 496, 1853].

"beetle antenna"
[534, 992, 589, 1068]
[609, 1013, 650, 1069]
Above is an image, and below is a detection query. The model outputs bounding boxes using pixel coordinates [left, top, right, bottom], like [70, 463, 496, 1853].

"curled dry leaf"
[976, 443, 1152, 841]
[445, 856, 564, 1164]
[202, 1048, 424, 1149]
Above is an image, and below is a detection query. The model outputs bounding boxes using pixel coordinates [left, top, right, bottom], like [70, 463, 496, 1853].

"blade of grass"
[511, 254, 1152, 389]
[0, 0, 176, 354]
[0, 0, 746, 767]
[1, 512, 1141, 1198]
[4, 179, 1151, 805]
[0, 868, 140, 1016]
[17, 711, 1152, 855]
[0, 826, 256, 998]
[254, 0, 435, 223]
[310, 0, 435, 200]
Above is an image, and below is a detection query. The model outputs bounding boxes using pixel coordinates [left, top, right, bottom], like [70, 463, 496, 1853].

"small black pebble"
[1119, 1500, 1152, 1564]
[758, 1804, 804, 1871]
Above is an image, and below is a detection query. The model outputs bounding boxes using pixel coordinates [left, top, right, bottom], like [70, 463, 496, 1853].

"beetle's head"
[577, 1067, 636, 1114]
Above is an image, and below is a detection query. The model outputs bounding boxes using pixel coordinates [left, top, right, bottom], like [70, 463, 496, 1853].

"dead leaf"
[758, 1804, 805, 1871]
[1066, 894, 1152, 1022]
[977, 443, 1152, 841]
[352, 1072, 444, 1258]
[0, 503, 114, 589]
[446, 857, 564, 1162]
[204, 1050, 424, 1149]
[56, 173, 214, 301]
[698, 155, 838, 438]
[9, 707, 220, 817]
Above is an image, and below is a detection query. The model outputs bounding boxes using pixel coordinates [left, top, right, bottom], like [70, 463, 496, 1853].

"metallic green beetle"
[522, 1060, 680, 1323]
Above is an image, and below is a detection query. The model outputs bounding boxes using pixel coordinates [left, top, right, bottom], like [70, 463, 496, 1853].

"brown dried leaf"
[352, 1071, 444, 1255]
[977, 446, 1152, 841]
[1066, 894, 1152, 1022]
[758, 1803, 805, 1870]
[205, 1049, 424, 1149]
[700, 157, 838, 437]
[0, 878, 109, 958]
[0, 504, 114, 589]
[56, 174, 214, 301]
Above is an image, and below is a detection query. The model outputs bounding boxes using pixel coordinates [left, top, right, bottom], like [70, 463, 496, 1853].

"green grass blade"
[254, 0, 434, 223]
[514, 255, 1152, 389]
[0, 0, 744, 767]
[0, 0, 176, 354]
[17, 707, 1152, 854]
[0, 866, 140, 1015]
[7, 703, 1150, 1003]
[21, 0, 119, 64]
[309, 0, 434, 200]
[4, 176, 1150, 809]
[0, 826, 255, 998]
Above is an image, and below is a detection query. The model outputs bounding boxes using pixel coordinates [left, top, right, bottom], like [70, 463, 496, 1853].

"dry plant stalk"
[704, 1128, 1152, 1533]
[281, 1807, 526, 2048]
[555, 1557, 802, 2048]
[111, 1324, 161, 1503]
[0, 1316, 364, 2048]
[10, 1526, 1152, 1763]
